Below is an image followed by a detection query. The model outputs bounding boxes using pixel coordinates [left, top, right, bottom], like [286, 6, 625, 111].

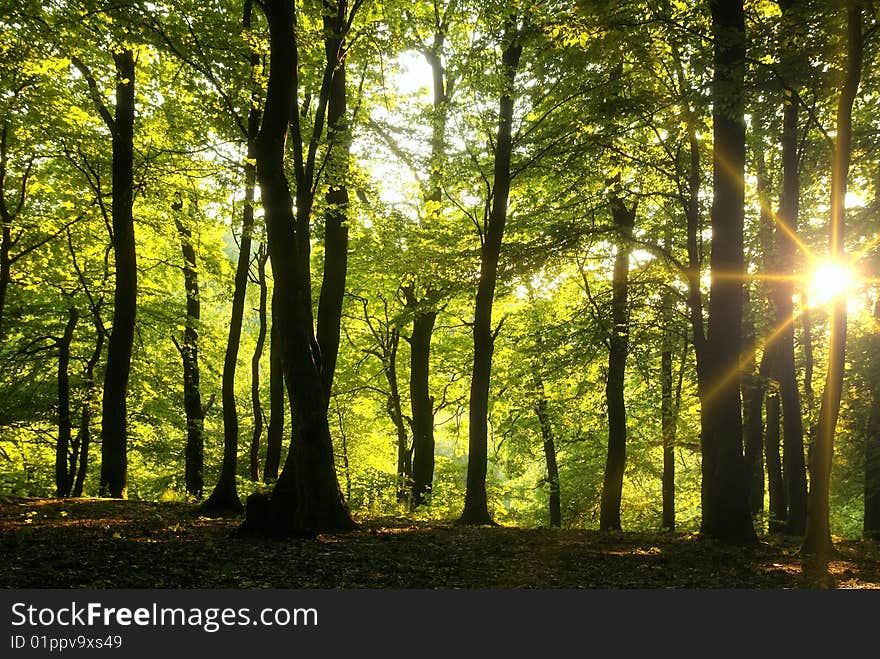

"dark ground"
[2, 498, 879, 589]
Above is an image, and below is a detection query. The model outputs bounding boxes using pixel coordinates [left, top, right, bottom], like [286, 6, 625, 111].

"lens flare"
[809, 260, 855, 306]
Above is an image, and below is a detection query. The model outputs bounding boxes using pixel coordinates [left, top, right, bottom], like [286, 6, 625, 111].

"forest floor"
[2, 497, 879, 589]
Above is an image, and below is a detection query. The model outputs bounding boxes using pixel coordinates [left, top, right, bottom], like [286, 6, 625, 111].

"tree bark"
[99, 49, 136, 499]
[702, 0, 755, 543]
[315, 1, 350, 401]
[404, 287, 438, 508]
[864, 300, 880, 539]
[203, 2, 263, 515]
[173, 201, 206, 500]
[73, 317, 104, 498]
[600, 184, 635, 532]
[244, 0, 353, 535]
[55, 307, 79, 497]
[774, 1, 808, 534]
[742, 288, 765, 515]
[535, 388, 561, 528]
[263, 286, 284, 482]
[803, 0, 862, 558]
[458, 20, 522, 526]
[250, 245, 269, 482]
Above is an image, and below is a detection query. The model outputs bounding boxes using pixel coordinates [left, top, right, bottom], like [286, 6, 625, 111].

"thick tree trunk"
[55, 307, 79, 497]
[702, 0, 755, 543]
[250, 245, 268, 482]
[600, 186, 635, 532]
[803, 0, 862, 558]
[244, 0, 353, 535]
[263, 287, 284, 482]
[458, 23, 522, 526]
[99, 49, 136, 499]
[173, 204, 205, 500]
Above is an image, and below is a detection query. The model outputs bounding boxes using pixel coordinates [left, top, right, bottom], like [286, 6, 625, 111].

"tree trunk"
[600, 185, 635, 532]
[0, 223, 9, 340]
[661, 315, 685, 531]
[244, 0, 353, 535]
[458, 21, 522, 526]
[315, 4, 350, 402]
[765, 387, 786, 532]
[173, 202, 206, 500]
[382, 329, 411, 502]
[405, 289, 438, 508]
[702, 0, 755, 543]
[73, 316, 104, 497]
[865, 301, 880, 539]
[264, 286, 284, 482]
[803, 0, 862, 558]
[742, 288, 765, 515]
[775, 4, 808, 533]
[535, 389, 561, 528]
[250, 245, 268, 482]
[55, 307, 79, 497]
[203, 2, 264, 514]
[99, 49, 136, 499]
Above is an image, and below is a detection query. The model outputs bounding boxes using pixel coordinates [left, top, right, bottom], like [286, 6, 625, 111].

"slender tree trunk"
[55, 307, 79, 497]
[458, 21, 522, 526]
[702, 0, 755, 543]
[99, 49, 136, 499]
[316, 0, 351, 403]
[865, 300, 880, 539]
[263, 287, 284, 481]
[535, 387, 561, 528]
[382, 330, 411, 502]
[742, 287, 765, 515]
[405, 290, 438, 508]
[774, 7, 808, 533]
[803, 0, 862, 558]
[203, 2, 263, 514]
[600, 185, 636, 532]
[406, 20, 450, 509]
[73, 316, 104, 497]
[250, 245, 268, 482]
[172, 203, 206, 500]
[765, 388, 786, 532]
[661, 331, 675, 530]
[0, 223, 9, 340]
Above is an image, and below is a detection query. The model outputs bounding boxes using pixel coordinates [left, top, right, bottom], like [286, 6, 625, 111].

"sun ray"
[700, 312, 799, 410]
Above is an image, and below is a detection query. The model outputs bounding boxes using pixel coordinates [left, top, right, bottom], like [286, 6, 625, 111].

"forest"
[1, 0, 880, 588]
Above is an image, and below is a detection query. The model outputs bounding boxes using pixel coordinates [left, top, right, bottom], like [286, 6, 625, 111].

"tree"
[171, 197, 206, 500]
[599, 179, 636, 532]
[802, 0, 863, 560]
[70, 48, 136, 499]
[243, 0, 357, 534]
[701, 0, 756, 543]
[458, 14, 523, 526]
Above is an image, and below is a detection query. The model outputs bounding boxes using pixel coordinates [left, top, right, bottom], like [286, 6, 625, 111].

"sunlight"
[808, 260, 856, 307]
